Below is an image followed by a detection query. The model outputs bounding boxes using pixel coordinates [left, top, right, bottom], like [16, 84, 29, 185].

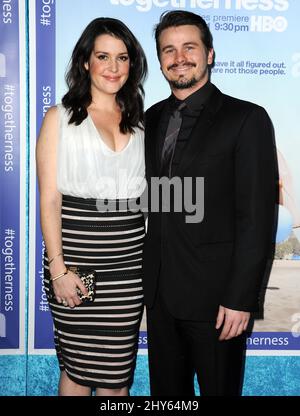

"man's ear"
[207, 48, 214, 66]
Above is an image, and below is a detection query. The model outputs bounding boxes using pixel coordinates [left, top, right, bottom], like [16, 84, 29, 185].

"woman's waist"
[62, 194, 145, 214]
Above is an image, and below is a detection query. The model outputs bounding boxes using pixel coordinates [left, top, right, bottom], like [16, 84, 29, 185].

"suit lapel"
[174, 86, 224, 177]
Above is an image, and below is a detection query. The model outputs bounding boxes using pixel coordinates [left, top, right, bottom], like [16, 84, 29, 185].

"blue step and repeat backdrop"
[1, 0, 300, 396]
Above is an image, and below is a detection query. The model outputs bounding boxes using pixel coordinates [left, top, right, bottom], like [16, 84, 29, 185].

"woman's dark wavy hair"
[62, 18, 148, 133]
[155, 10, 213, 59]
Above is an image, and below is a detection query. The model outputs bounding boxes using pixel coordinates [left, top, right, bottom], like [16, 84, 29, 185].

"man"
[143, 10, 278, 396]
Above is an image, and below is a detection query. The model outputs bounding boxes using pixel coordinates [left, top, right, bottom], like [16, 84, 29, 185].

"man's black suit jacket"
[142, 84, 278, 321]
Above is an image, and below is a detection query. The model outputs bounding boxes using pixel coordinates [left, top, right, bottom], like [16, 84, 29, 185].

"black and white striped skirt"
[43, 194, 145, 389]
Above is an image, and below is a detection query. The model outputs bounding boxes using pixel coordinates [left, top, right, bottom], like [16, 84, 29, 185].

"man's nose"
[174, 50, 186, 63]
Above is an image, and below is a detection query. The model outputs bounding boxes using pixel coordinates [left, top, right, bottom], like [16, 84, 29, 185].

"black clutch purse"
[48, 266, 96, 303]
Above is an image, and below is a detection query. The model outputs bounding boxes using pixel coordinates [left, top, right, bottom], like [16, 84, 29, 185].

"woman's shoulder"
[51, 103, 73, 124]
[45, 104, 58, 117]
[37, 106, 59, 144]
[134, 124, 145, 137]
[42, 104, 72, 131]
[44, 103, 69, 121]
[40, 105, 59, 129]
[130, 125, 144, 145]
[55, 103, 69, 117]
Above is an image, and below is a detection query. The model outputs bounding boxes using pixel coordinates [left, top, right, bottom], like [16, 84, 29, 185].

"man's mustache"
[167, 62, 196, 71]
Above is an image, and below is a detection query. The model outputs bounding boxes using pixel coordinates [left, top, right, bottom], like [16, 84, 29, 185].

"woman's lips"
[103, 76, 121, 82]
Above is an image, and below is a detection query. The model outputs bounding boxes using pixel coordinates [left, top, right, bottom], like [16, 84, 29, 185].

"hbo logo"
[250, 16, 288, 32]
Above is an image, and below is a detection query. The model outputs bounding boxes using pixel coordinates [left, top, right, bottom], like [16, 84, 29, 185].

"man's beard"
[168, 76, 199, 90]
[164, 61, 202, 90]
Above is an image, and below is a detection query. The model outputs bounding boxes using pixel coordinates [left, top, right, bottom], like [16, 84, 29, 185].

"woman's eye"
[97, 55, 108, 60]
[119, 56, 129, 62]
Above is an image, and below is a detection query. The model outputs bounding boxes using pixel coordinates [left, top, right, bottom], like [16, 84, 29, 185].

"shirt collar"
[169, 81, 214, 115]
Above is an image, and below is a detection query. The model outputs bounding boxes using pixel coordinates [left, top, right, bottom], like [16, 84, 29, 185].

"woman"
[36, 18, 147, 396]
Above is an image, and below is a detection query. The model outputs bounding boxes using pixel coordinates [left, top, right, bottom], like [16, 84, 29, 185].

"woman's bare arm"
[36, 106, 87, 307]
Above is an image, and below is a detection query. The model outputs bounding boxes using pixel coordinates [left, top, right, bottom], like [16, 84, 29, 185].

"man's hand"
[216, 305, 250, 341]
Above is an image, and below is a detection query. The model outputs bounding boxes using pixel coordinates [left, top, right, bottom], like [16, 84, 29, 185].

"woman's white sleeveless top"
[56, 104, 146, 199]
